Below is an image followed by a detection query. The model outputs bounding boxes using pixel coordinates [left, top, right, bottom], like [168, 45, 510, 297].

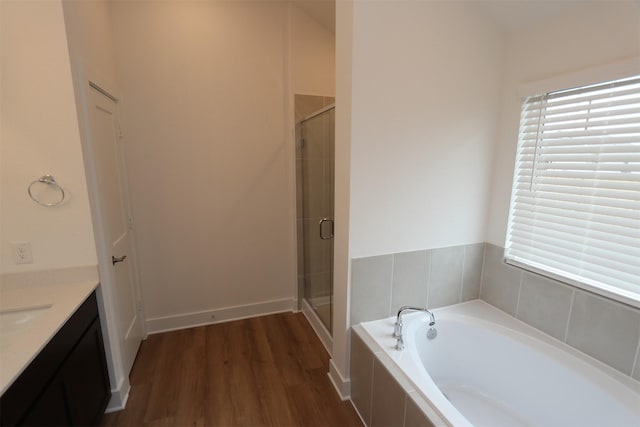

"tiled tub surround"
[350, 243, 484, 326]
[350, 301, 640, 427]
[350, 329, 440, 427]
[350, 243, 640, 381]
[481, 243, 640, 381]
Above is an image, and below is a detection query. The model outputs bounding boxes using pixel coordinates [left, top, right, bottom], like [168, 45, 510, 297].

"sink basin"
[0, 305, 52, 345]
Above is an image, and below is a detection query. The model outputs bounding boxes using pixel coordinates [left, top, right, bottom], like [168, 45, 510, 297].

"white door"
[86, 85, 142, 376]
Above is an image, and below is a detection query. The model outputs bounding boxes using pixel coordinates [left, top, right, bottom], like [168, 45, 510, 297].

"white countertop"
[0, 266, 100, 395]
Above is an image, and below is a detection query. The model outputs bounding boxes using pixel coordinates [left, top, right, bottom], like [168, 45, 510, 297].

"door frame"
[72, 65, 145, 412]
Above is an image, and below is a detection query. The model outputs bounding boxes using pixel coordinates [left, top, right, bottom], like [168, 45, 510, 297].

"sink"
[0, 305, 52, 345]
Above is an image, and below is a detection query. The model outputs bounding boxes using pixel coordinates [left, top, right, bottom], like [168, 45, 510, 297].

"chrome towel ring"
[28, 175, 65, 207]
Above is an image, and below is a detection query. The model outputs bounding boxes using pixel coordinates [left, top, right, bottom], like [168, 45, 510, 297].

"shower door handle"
[319, 218, 334, 240]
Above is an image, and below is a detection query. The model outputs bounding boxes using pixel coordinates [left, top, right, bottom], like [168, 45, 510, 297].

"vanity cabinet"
[0, 291, 110, 426]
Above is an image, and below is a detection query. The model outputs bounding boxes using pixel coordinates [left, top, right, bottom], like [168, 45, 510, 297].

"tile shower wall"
[350, 243, 484, 325]
[481, 243, 640, 380]
[350, 242, 640, 381]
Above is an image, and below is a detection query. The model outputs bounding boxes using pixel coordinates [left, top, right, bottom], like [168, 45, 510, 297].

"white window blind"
[505, 75, 640, 304]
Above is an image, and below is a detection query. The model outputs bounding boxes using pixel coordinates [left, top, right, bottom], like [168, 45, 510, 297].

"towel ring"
[28, 175, 65, 207]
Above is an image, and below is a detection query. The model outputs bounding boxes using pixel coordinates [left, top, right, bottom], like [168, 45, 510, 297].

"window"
[505, 74, 640, 307]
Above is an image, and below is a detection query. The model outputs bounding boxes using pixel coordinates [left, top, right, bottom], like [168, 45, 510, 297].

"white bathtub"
[358, 300, 640, 427]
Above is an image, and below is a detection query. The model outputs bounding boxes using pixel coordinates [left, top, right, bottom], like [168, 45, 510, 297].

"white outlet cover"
[12, 242, 33, 264]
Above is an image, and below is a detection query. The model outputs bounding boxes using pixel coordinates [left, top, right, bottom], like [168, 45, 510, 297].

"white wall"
[485, 0, 640, 246]
[0, 0, 96, 274]
[331, 0, 354, 394]
[331, 0, 505, 394]
[109, 1, 297, 326]
[62, 0, 119, 96]
[291, 4, 335, 96]
[348, 0, 504, 258]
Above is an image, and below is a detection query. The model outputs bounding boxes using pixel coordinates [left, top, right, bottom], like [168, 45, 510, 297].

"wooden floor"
[101, 312, 362, 427]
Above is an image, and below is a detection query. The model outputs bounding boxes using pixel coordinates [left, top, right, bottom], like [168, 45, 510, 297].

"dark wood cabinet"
[0, 291, 111, 426]
[19, 381, 69, 426]
[61, 319, 111, 425]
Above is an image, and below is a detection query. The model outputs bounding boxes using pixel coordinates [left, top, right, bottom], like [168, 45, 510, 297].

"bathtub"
[357, 300, 640, 427]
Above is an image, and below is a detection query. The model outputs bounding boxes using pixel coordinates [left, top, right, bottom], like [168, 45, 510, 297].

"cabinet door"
[61, 319, 111, 426]
[19, 381, 70, 426]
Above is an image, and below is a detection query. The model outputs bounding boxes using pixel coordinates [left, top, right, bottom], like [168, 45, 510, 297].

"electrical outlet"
[12, 242, 33, 264]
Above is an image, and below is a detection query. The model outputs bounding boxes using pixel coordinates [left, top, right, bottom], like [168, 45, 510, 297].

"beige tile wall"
[349, 242, 640, 382]
[350, 243, 484, 325]
[349, 243, 640, 426]
[481, 243, 640, 379]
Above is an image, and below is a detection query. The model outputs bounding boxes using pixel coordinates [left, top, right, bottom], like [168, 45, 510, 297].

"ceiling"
[292, 0, 335, 34]
[480, 0, 591, 32]
[290, 0, 638, 36]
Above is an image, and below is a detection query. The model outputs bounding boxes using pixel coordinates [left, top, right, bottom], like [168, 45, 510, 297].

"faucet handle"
[395, 335, 405, 351]
[393, 319, 402, 338]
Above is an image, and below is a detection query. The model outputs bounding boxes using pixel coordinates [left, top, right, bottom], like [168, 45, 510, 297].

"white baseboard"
[145, 298, 296, 335]
[105, 376, 130, 413]
[301, 299, 333, 354]
[328, 358, 350, 401]
[308, 295, 331, 307]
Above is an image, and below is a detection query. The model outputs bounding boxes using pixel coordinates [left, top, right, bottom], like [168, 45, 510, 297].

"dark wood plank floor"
[101, 312, 362, 427]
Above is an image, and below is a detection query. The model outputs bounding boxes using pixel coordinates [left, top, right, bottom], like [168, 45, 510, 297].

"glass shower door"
[300, 106, 334, 333]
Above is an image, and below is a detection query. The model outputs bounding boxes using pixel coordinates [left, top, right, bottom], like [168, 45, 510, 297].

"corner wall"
[480, 0, 640, 385]
[485, 0, 640, 246]
[331, 0, 354, 396]
[332, 0, 505, 396]
[340, 0, 640, 400]
[291, 5, 335, 96]
[348, 0, 504, 258]
[109, 1, 297, 329]
[0, 0, 97, 274]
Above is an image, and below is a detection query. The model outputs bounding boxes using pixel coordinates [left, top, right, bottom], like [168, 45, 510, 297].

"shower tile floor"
[101, 312, 361, 426]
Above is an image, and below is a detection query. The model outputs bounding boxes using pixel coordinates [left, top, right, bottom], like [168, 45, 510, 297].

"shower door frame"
[298, 104, 335, 345]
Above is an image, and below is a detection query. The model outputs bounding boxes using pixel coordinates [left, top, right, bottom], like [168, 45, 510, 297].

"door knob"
[112, 255, 127, 265]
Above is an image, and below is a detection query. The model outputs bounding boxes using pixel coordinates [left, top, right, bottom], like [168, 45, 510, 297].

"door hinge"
[118, 126, 124, 140]
[127, 216, 134, 230]
[299, 137, 305, 149]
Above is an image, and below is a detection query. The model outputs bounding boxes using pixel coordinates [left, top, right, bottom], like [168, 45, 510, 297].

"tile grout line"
[563, 289, 576, 343]
[426, 250, 432, 309]
[514, 272, 524, 317]
[478, 243, 487, 300]
[459, 245, 466, 303]
[630, 328, 640, 378]
[388, 254, 395, 316]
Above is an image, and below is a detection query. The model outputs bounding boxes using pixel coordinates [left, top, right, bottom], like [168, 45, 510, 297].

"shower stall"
[296, 101, 335, 340]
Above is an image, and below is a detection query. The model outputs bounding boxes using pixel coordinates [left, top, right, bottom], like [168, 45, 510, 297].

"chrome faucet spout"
[393, 306, 436, 351]
[396, 306, 435, 326]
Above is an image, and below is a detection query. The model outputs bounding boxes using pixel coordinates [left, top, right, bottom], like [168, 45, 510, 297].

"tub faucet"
[393, 306, 436, 351]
